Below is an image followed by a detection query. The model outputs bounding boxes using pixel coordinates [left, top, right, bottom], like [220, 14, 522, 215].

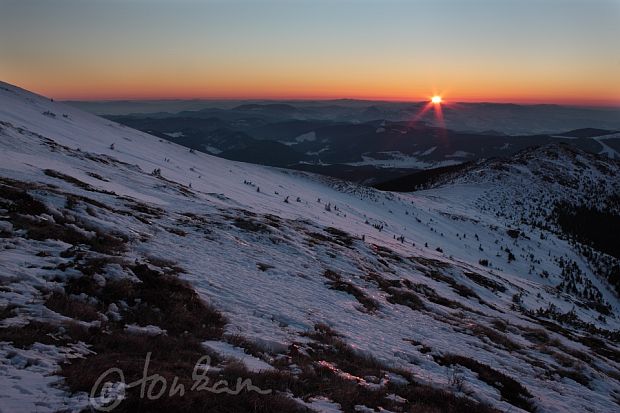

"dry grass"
[64, 263, 226, 338]
[0, 321, 66, 348]
[291, 324, 501, 413]
[491, 319, 508, 332]
[372, 244, 404, 262]
[463, 271, 506, 293]
[364, 272, 402, 290]
[44, 169, 92, 190]
[408, 282, 476, 312]
[62, 327, 308, 413]
[145, 255, 185, 276]
[323, 270, 379, 313]
[468, 323, 521, 351]
[233, 217, 270, 233]
[437, 354, 536, 412]
[0, 181, 47, 215]
[386, 287, 427, 311]
[522, 327, 551, 345]
[1, 179, 127, 255]
[577, 335, 620, 363]
[45, 291, 101, 322]
[551, 368, 591, 387]
[44, 169, 115, 196]
[0, 304, 17, 320]
[324, 227, 356, 247]
[126, 201, 164, 217]
[55, 258, 292, 412]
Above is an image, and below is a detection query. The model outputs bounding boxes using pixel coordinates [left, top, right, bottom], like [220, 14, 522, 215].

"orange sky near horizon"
[1, 0, 619, 106]
[8, 61, 619, 106]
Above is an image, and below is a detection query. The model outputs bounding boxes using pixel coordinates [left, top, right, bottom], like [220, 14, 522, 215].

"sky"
[1, 0, 619, 105]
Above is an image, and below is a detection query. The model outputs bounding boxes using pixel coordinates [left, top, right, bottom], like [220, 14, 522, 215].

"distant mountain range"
[69, 99, 620, 133]
[99, 102, 620, 184]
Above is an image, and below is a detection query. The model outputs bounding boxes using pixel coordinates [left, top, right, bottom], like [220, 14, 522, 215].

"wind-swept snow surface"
[1, 81, 619, 412]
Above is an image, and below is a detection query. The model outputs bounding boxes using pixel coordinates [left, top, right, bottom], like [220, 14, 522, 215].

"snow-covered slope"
[1, 81, 619, 413]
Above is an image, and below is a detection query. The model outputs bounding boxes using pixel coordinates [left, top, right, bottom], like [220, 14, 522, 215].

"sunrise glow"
[1, 1, 619, 105]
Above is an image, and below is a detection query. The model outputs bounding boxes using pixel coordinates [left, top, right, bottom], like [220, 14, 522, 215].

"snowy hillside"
[1, 81, 619, 413]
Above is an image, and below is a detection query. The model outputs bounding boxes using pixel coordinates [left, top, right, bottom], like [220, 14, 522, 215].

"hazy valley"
[69, 100, 620, 186]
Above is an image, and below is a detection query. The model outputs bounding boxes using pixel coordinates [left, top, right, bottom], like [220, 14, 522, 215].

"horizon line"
[5, 80, 617, 108]
[58, 96, 620, 109]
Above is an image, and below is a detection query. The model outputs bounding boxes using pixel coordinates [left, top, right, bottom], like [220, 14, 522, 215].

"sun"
[431, 95, 442, 104]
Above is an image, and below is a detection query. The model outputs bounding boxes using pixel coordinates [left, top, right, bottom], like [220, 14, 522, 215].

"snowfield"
[1, 81, 619, 413]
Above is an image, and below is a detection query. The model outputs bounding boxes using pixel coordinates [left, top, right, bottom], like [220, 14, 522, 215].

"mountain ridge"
[1, 81, 619, 413]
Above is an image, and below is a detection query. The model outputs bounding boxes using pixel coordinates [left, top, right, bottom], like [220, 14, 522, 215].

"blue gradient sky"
[1, 0, 619, 104]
